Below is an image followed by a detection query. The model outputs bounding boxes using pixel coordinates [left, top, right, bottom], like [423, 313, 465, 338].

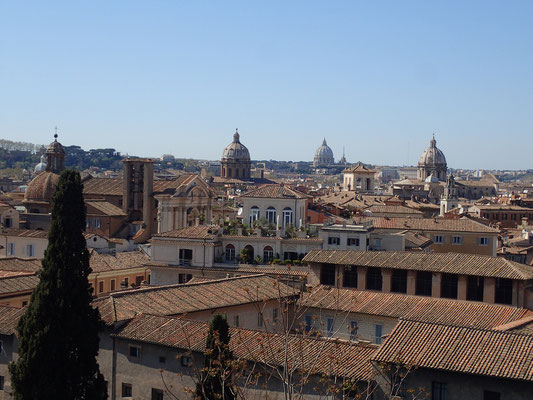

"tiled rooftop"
[94, 274, 298, 324]
[353, 216, 499, 233]
[302, 250, 533, 280]
[86, 200, 128, 216]
[114, 313, 377, 381]
[0, 305, 25, 335]
[240, 184, 310, 199]
[0, 257, 41, 273]
[154, 225, 219, 240]
[82, 174, 198, 196]
[89, 250, 150, 273]
[0, 274, 39, 296]
[372, 319, 533, 382]
[0, 229, 49, 239]
[364, 205, 424, 215]
[300, 286, 533, 329]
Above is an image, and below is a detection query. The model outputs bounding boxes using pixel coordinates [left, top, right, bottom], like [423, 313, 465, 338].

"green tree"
[196, 314, 236, 400]
[9, 170, 107, 400]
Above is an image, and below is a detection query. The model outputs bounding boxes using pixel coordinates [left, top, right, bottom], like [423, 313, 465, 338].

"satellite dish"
[237, 207, 243, 216]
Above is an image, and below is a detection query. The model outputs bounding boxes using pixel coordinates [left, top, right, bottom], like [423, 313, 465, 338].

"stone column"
[484, 277, 496, 304]
[382, 268, 392, 293]
[357, 266, 367, 290]
[458, 275, 468, 300]
[407, 270, 416, 295]
[432, 272, 442, 298]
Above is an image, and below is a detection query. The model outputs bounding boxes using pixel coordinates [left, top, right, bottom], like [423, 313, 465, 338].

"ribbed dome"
[24, 171, 59, 204]
[313, 138, 334, 167]
[222, 130, 250, 161]
[34, 154, 47, 174]
[418, 136, 446, 167]
[46, 134, 65, 156]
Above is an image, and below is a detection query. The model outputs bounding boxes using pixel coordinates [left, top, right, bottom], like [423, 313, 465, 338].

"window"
[431, 382, 447, 400]
[321, 264, 336, 286]
[273, 308, 279, 322]
[233, 315, 239, 327]
[483, 390, 501, 400]
[327, 317, 334, 337]
[159, 356, 166, 363]
[391, 269, 407, 293]
[501, 213, 508, 220]
[4, 217, 12, 228]
[181, 355, 191, 367]
[122, 383, 132, 397]
[441, 273, 458, 299]
[263, 246, 274, 262]
[366, 267, 382, 291]
[250, 206, 260, 226]
[282, 207, 293, 228]
[416, 271, 433, 296]
[305, 315, 313, 332]
[328, 237, 340, 245]
[129, 345, 141, 358]
[433, 235, 444, 244]
[343, 266, 358, 288]
[467, 276, 484, 301]
[124, 277, 129, 287]
[374, 324, 383, 344]
[283, 251, 298, 260]
[495, 278, 513, 305]
[110, 279, 116, 291]
[511, 214, 517, 220]
[94, 218, 101, 228]
[257, 312, 263, 328]
[179, 249, 193, 266]
[98, 281, 104, 293]
[26, 245, 34, 257]
[178, 273, 192, 284]
[372, 238, 382, 249]
[0, 375, 3, 390]
[152, 388, 164, 400]
[21, 301, 28, 307]
[266, 207, 276, 225]
[135, 276, 143, 286]
[225, 244, 235, 261]
[479, 237, 489, 246]
[347, 237, 360, 246]
[451, 235, 463, 245]
[350, 321, 358, 340]
[7, 243, 15, 256]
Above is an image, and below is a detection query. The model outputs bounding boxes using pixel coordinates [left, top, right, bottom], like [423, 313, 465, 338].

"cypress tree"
[196, 314, 236, 400]
[9, 170, 107, 400]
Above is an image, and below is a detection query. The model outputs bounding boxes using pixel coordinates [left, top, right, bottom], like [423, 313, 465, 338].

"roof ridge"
[108, 273, 269, 299]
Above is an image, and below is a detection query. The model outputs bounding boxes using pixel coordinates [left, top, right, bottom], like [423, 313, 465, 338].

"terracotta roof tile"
[342, 164, 376, 174]
[364, 205, 424, 215]
[94, 274, 298, 325]
[86, 201, 128, 216]
[302, 250, 533, 280]
[0, 229, 49, 239]
[0, 305, 25, 334]
[114, 314, 378, 381]
[0, 257, 41, 273]
[89, 250, 150, 273]
[240, 184, 311, 199]
[0, 274, 39, 295]
[372, 319, 533, 382]
[353, 216, 499, 233]
[155, 226, 219, 240]
[301, 286, 533, 329]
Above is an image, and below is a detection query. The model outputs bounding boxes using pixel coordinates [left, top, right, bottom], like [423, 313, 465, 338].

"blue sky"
[1, 1, 532, 169]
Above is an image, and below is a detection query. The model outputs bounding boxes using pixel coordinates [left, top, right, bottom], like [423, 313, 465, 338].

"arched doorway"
[242, 245, 254, 263]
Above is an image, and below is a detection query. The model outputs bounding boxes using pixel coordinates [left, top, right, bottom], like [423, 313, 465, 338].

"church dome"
[418, 136, 446, 167]
[222, 130, 250, 161]
[46, 134, 65, 156]
[34, 154, 47, 174]
[24, 171, 59, 204]
[314, 138, 334, 167]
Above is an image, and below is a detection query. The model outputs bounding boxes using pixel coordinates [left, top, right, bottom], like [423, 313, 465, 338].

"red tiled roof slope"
[302, 250, 533, 280]
[240, 184, 310, 199]
[114, 314, 377, 381]
[301, 286, 533, 329]
[0, 305, 25, 335]
[372, 319, 533, 382]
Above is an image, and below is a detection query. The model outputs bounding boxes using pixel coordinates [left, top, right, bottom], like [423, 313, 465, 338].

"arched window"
[243, 245, 254, 262]
[225, 244, 235, 262]
[263, 246, 274, 263]
[266, 207, 276, 225]
[250, 206, 260, 226]
[282, 207, 293, 228]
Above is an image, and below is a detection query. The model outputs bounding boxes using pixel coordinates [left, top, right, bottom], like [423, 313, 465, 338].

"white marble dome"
[313, 138, 334, 167]
[34, 154, 47, 174]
